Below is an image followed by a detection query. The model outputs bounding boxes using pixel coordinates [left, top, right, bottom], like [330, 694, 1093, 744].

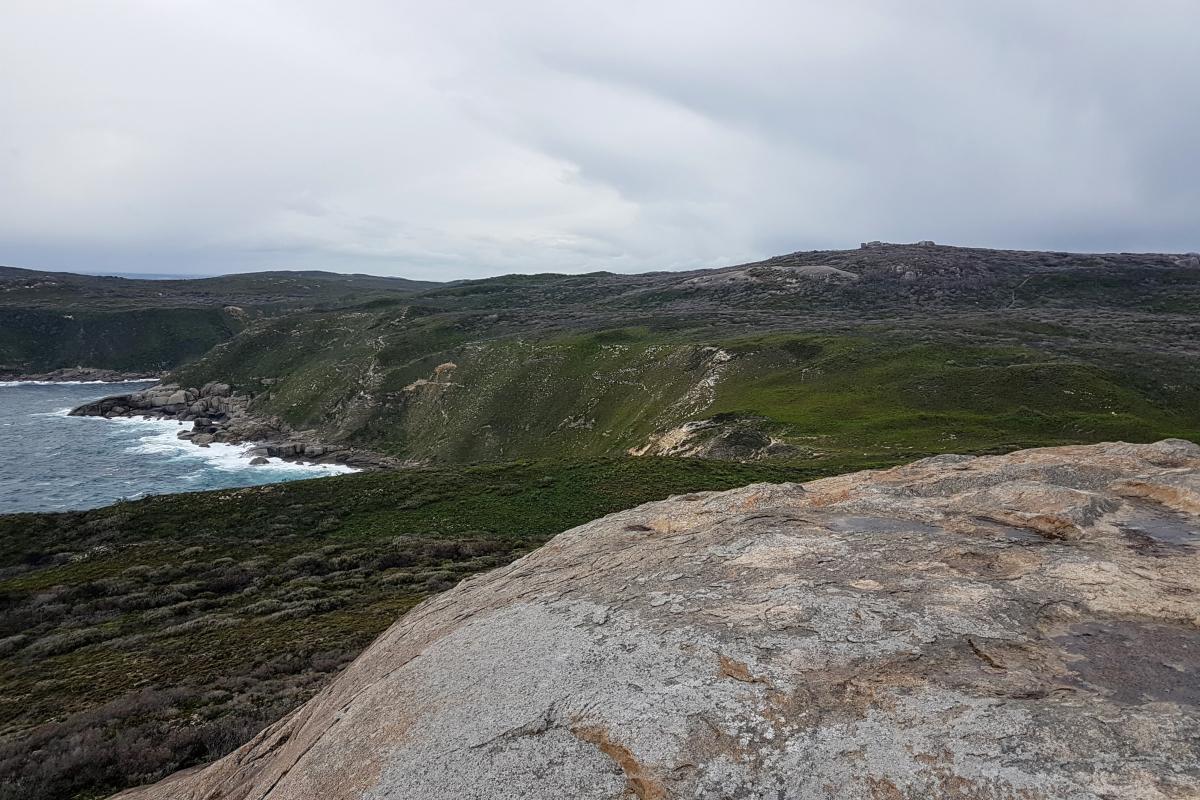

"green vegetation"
[0, 266, 435, 374]
[0, 266, 436, 312]
[170, 318, 1200, 465]
[0, 456, 874, 800]
[0, 307, 243, 374]
[150, 246, 1200, 465]
[709, 333, 1200, 457]
[4, 244, 1200, 798]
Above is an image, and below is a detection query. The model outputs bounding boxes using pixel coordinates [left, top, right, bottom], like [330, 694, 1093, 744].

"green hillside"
[170, 314, 1200, 466]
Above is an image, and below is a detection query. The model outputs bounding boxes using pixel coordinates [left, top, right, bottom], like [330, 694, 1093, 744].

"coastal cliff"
[118, 439, 1200, 799]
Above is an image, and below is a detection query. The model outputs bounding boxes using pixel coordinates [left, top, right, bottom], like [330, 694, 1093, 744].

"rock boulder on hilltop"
[118, 440, 1200, 799]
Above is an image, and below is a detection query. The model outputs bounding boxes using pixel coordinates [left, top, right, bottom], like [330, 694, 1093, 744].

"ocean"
[0, 381, 355, 514]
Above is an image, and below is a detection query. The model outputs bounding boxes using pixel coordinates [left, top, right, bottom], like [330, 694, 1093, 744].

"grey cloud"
[1, 0, 1196, 280]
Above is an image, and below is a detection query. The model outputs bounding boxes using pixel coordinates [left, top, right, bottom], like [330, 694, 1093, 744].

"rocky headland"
[69, 382, 399, 470]
[118, 439, 1200, 799]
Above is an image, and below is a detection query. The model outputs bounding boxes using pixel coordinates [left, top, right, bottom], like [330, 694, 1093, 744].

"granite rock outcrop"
[119, 440, 1200, 799]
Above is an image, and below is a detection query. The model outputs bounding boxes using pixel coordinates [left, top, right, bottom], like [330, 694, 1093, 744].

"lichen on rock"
[118, 440, 1200, 799]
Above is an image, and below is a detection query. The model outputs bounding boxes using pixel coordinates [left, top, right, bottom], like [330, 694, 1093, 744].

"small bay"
[0, 381, 354, 513]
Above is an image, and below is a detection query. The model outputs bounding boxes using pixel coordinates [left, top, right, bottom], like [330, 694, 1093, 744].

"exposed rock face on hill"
[629, 414, 799, 460]
[118, 440, 1200, 800]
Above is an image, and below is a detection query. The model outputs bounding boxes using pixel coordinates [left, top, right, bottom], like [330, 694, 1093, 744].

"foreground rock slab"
[119, 440, 1200, 799]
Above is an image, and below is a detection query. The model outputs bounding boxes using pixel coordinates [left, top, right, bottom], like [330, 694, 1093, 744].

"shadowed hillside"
[0, 267, 441, 375]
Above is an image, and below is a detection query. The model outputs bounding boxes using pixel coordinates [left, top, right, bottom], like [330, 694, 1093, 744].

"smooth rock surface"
[118, 440, 1200, 799]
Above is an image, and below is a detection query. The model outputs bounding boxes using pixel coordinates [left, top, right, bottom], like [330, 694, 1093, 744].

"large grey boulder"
[117, 439, 1200, 799]
[145, 391, 173, 408]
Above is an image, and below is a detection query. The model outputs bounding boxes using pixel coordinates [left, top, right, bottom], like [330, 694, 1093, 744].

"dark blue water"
[0, 381, 355, 514]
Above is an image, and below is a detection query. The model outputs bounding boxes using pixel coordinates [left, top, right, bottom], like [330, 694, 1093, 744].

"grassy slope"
[0, 457, 877, 800]
[157, 247, 1200, 463]
[710, 332, 1200, 456]
[171, 316, 1200, 465]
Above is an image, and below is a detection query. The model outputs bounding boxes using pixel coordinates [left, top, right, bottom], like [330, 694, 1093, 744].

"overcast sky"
[2, 1, 1198, 279]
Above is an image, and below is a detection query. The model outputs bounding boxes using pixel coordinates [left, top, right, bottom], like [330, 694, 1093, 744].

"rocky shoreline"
[69, 382, 401, 470]
[0, 367, 162, 383]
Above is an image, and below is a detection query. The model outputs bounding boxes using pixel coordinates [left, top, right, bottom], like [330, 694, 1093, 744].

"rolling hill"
[154, 243, 1200, 465]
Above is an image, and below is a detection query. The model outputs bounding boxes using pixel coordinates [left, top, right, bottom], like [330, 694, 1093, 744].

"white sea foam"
[32, 407, 74, 417]
[3, 385, 354, 513]
[113, 416, 357, 476]
[63, 413, 357, 476]
[0, 379, 155, 387]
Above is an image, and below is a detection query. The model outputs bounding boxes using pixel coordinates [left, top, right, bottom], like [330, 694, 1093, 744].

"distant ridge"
[78, 271, 210, 280]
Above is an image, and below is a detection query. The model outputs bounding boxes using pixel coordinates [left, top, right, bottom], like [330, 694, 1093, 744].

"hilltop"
[8, 243, 1199, 382]
[0, 266, 438, 310]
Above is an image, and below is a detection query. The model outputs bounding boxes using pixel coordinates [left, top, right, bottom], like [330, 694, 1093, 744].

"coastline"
[1, 378, 158, 387]
[80, 414, 360, 477]
[69, 381, 403, 471]
[0, 388, 361, 514]
[0, 367, 163, 384]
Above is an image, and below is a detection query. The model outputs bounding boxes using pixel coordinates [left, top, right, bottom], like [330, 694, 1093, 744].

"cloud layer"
[3, 1, 1197, 279]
